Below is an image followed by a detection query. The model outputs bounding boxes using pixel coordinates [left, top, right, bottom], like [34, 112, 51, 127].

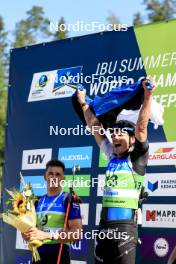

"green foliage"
[0, 16, 7, 189]
[106, 12, 121, 30]
[133, 12, 143, 26]
[13, 6, 51, 48]
[0, 7, 69, 190]
[144, 0, 176, 22]
[53, 17, 68, 40]
[135, 0, 176, 25]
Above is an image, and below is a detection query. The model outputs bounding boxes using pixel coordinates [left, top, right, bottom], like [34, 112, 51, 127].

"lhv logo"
[22, 148, 52, 170]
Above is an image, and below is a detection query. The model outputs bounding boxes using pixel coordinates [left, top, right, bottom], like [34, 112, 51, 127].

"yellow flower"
[13, 194, 27, 215]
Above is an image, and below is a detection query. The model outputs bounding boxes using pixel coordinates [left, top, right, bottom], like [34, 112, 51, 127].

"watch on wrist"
[81, 102, 87, 108]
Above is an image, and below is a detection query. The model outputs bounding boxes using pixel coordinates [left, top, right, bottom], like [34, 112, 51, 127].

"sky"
[0, 0, 148, 39]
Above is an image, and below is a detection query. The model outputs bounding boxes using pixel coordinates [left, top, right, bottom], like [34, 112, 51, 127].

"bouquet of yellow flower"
[2, 173, 42, 262]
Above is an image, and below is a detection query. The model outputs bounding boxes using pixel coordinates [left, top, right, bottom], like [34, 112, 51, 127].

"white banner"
[144, 173, 176, 196]
[142, 204, 176, 228]
[148, 142, 176, 165]
[22, 148, 52, 170]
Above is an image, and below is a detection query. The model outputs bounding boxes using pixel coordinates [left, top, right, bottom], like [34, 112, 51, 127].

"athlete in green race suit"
[22, 160, 82, 264]
[77, 77, 156, 264]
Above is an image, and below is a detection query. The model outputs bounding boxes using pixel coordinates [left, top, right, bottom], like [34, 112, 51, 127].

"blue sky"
[1, 0, 148, 38]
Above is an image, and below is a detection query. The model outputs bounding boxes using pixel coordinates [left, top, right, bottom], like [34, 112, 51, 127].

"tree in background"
[13, 6, 51, 47]
[133, 0, 176, 25]
[106, 12, 121, 30]
[144, 0, 176, 22]
[14, 6, 69, 48]
[0, 15, 8, 187]
[133, 12, 143, 26]
[0, 6, 69, 190]
[52, 17, 68, 40]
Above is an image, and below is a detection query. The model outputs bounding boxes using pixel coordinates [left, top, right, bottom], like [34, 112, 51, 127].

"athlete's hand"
[21, 232, 30, 242]
[25, 227, 50, 241]
[142, 76, 156, 97]
[77, 89, 86, 105]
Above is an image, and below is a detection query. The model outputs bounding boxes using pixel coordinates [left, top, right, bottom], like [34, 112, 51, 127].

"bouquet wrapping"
[1, 176, 42, 262]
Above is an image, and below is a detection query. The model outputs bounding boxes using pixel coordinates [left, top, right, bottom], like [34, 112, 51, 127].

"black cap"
[109, 120, 135, 136]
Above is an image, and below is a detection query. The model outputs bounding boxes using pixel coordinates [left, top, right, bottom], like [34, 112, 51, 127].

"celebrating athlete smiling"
[77, 77, 156, 264]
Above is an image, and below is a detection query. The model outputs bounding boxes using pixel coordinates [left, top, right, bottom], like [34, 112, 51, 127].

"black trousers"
[32, 244, 70, 264]
[94, 220, 138, 264]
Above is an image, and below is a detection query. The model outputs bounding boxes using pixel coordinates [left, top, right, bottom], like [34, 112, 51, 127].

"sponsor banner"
[16, 230, 29, 250]
[80, 204, 89, 225]
[64, 175, 90, 196]
[95, 204, 102, 226]
[58, 147, 92, 168]
[16, 255, 32, 264]
[20, 176, 46, 196]
[99, 151, 108, 167]
[144, 173, 176, 196]
[141, 235, 176, 260]
[135, 20, 176, 141]
[28, 66, 82, 102]
[142, 204, 176, 228]
[97, 174, 105, 197]
[22, 148, 52, 170]
[71, 236, 87, 256]
[148, 142, 176, 165]
[21, 175, 90, 197]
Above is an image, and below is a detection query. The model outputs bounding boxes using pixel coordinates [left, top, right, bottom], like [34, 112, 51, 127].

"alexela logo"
[142, 204, 176, 228]
[148, 142, 176, 165]
[62, 154, 89, 161]
[144, 173, 176, 196]
[22, 148, 52, 170]
[58, 147, 92, 168]
[154, 238, 169, 257]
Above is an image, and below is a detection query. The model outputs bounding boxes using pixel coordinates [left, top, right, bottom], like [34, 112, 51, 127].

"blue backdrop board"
[1, 23, 176, 264]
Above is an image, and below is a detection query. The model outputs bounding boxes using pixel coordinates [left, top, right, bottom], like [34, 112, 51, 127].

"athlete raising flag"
[77, 77, 156, 264]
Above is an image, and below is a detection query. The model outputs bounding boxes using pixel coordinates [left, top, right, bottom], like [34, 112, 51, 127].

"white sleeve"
[100, 138, 114, 161]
